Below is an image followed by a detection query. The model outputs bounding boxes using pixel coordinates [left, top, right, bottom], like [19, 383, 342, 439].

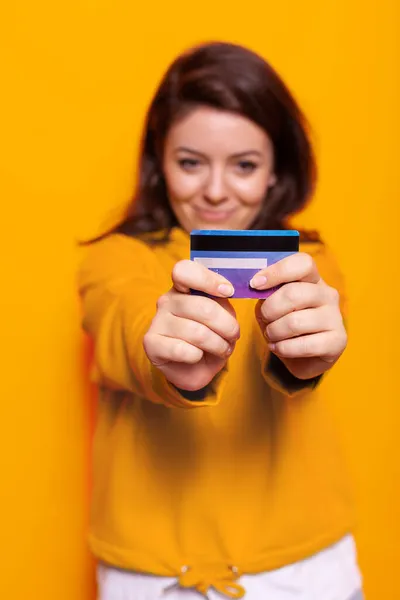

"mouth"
[192, 206, 237, 223]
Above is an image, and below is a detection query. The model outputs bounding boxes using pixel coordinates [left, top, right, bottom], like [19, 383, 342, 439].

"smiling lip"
[193, 206, 236, 223]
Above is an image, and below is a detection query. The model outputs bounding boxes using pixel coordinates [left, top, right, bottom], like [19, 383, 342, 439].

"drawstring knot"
[164, 565, 245, 598]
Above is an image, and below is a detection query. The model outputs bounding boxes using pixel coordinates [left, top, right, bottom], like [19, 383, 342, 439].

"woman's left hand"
[252, 253, 347, 381]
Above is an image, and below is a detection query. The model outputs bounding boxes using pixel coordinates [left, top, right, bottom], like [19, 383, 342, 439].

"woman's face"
[162, 106, 277, 232]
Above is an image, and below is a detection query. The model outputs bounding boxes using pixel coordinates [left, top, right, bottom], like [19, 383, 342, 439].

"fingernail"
[225, 344, 234, 356]
[218, 283, 234, 297]
[250, 275, 267, 289]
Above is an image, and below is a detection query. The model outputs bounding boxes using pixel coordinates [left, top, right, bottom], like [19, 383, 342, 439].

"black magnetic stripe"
[190, 235, 299, 252]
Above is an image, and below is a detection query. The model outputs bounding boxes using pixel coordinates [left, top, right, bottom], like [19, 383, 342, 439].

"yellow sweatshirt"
[78, 227, 353, 598]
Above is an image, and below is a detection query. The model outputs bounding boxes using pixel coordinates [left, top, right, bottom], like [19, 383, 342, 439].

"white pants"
[97, 535, 363, 600]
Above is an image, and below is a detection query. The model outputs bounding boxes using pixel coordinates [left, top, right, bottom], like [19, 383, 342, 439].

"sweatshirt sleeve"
[260, 242, 348, 397]
[77, 234, 226, 408]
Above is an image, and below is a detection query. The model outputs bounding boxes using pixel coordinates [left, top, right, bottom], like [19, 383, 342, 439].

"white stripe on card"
[193, 257, 268, 268]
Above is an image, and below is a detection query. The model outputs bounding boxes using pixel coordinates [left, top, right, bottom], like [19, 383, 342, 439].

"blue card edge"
[190, 229, 299, 237]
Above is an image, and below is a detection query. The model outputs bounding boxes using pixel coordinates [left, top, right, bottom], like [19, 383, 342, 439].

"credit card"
[190, 229, 299, 299]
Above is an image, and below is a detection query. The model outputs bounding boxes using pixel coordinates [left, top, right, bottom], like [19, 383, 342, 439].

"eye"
[236, 160, 258, 174]
[178, 158, 201, 171]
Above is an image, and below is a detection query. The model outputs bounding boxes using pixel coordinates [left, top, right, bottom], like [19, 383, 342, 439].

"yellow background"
[1, 1, 399, 599]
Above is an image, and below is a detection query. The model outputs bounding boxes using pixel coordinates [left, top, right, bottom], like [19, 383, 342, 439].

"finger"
[265, 306, 341, 342]
[160, 314, 235, 359]
[250, 253, 321, 290]
[259, 282, 339, 323]
[172, 260, 234, 297]
[143, 332, 204, 367]
[161, 354, 226, 392]
[269, 330, 347, 360]
[170, 294, 240, 342]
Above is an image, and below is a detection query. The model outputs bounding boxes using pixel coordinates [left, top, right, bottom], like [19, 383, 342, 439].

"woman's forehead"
[165, 106, 273, 157]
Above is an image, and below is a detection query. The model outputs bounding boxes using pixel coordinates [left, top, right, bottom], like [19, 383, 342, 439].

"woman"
[79, 42, 363, 599]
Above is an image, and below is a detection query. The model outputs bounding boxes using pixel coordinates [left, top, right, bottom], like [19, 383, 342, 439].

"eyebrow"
[175, 146, 263, 159]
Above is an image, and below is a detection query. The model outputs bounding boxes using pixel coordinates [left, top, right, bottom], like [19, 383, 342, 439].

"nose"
[203, 168, 228, 204]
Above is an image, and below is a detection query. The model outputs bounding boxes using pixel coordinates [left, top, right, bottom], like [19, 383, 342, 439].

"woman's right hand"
[143, 260, 240, 391]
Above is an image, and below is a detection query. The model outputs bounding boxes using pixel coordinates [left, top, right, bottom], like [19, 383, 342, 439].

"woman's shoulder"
[299, 229, 330, 258]
[298, 229, 346, 295]
[77, 232, 161, 288]
[81, 231, 157, 259]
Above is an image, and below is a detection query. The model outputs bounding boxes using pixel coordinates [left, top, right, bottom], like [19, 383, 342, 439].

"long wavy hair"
[92, 41, 317, 243]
